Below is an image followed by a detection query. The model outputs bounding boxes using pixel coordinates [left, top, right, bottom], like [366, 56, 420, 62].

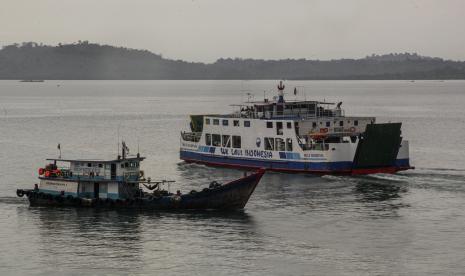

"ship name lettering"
[231, 149, 243, 156]
[244, 149, 273, 159]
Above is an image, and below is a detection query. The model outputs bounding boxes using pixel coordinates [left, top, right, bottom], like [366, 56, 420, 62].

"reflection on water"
[23, 206, 259, 274]
[32, 208, 144, 273]
[353, 177, 407, 202]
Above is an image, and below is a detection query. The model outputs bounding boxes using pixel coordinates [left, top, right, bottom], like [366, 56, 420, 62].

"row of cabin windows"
[120, 162, 139, 169]
[75, 162, 139, 169]
[75, 162, 104, 168]
[312, 120, 359, 128]
[205, 133, 294, 152]
[266, 121, 293, 129]
[205, 118, 251, 127]
[266, 121, 292, 135]
[264, 137, 293, 151]
[205, 134, 241, 148]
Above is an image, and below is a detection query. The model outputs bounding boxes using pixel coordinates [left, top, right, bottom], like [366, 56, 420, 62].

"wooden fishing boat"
[16, 142, 265, 210]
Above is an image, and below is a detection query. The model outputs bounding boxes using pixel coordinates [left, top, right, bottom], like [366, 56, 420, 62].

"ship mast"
[277, 81, 285, 103]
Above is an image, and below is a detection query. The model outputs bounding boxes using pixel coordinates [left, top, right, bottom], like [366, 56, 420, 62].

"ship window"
[213, 119, 219, 125]
[287, 122, 292, 129]
[354, 120, 358, 126]
[212, 134, 221, 146]
[339, 121, 344, 127]
[266, 121, 273, 128]
[233, 120, 240, 127]
[98, 163, 103, 168]
[222, 120, 229, 126]
[232, 136, 241, 148]
[121, 163, 124, 168]
[125, 162, 129, 168]
[244, 121, 251, 127]
[312, 122, 317, 128]
[276, 122, 283, 135]
[205, 118, 210, 125]
[326, 121, 330, 127]
[309, 103, 316, 115]
[265, 137, 274, 151]
[222, 135, 231, 148]
[286, 138, 293, 151]
[275, 138, 285, 151]
[205, 134, 211, 146]
[87, 163, 92, 167]
[100, 183, 108, 193]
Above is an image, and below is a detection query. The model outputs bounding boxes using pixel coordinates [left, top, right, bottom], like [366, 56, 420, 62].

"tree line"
[1, 42, 464, 80]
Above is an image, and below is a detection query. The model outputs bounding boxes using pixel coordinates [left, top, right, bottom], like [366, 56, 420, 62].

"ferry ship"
[180, 81, 413, 175]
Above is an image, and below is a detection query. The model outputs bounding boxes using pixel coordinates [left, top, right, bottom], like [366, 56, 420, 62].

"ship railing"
[41, 173, 106, 181]
[298, 143, 330, 151]
[307, 129, 361, 137]
[236, 110, 345, 120]
[181, 131, 202, 142]
[207, 109, 345, 120]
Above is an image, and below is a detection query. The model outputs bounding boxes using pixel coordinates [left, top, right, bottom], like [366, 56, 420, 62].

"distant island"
[1, 41, 464, 80]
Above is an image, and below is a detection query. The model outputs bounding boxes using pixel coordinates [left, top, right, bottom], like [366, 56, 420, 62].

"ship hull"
[180, 150, 412, 175]
[18, 170, 265, 210]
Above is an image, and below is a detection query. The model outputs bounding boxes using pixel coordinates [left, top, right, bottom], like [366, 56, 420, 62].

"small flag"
[57, 143, 61, 150]
[294, 87, 297, 95]
[122, 141, 129, 155]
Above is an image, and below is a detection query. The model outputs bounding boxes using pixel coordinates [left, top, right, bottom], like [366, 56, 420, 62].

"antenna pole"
[117, 123, 121, 158]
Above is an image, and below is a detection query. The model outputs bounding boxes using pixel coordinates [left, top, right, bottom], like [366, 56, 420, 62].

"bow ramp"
[352, 123, 403, 173]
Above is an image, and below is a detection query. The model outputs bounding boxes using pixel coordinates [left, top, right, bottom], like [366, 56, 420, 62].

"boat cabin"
[37, 153, 145, 200]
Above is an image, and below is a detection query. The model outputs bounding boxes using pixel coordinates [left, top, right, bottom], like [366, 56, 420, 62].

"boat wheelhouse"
[35, 144, 144, 200]
[180, 81, 413, 175]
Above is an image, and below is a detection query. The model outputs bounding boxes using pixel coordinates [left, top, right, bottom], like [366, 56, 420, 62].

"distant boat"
[20, 80, 44, 82]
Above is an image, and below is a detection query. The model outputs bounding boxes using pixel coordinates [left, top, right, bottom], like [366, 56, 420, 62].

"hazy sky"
[1, 0, 464, 62]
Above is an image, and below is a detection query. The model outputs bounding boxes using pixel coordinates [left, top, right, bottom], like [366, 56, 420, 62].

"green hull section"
[353, 123, 402, 169]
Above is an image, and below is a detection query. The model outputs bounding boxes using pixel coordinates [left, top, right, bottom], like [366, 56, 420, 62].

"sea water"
[1, 80, 465, 275]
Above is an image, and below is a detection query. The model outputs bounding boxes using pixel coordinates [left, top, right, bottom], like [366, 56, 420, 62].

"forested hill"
[1, 42, 464, 80]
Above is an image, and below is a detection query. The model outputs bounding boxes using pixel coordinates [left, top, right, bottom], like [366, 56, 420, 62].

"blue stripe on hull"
[38, 189, 77, 197]
[394, 158, 410, 168]
[38, 189, 121, 199]
[180, 150, 352, 172]
[180, 150, 410, 174]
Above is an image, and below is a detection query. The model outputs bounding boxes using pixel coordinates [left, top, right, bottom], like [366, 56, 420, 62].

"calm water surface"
[1, 80, 465, 275]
